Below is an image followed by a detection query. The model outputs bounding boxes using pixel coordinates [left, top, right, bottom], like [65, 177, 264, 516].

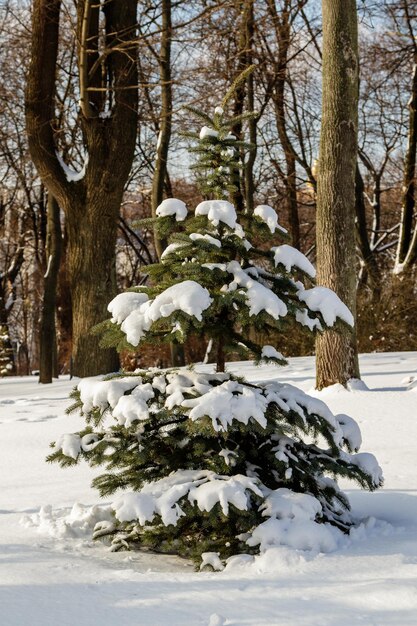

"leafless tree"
[26, 0, 139, 377]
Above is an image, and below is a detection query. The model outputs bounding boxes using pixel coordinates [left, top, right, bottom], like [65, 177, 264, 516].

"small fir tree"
[0, 326, 14, 376]
[48, 104, 382, 567]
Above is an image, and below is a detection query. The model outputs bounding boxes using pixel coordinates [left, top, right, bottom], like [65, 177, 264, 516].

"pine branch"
[182, 105, 214, 127]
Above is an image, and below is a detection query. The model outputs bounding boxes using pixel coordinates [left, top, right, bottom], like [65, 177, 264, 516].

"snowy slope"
[1, 352, 417, 626]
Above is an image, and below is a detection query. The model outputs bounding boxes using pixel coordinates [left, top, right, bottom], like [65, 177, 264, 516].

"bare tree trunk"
[269, 0, 301, 249]
[151, 0, 172, 260]
[244, 0, 256, 215]
[64, 189, 121, 377]
[26, 0, 138, 377]
[149, 0, 184, 368]
[315, 0, 360, 390]
[355, 165, 381, 297]
[396, 61, 417, 271]
[231, 0, 252, 213]
[285, 153, 300, 249]
[39, 194, 62, 384]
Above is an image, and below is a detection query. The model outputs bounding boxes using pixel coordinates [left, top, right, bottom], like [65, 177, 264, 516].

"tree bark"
[151, 0, 172, 260]
[354, 165, 381, 296]
[269, 0, 301, 249]
[244, 0, 257, 215]
[39, 194, 62, 384]
[149, 0, 184, 368]
[231, 0, 252, 213]
[26, 0, 138, 377]
[170, 342, 185, 367]
[396, 61, 417, 271]
[315, 0, 360, 389]
[65, 194, 120, 376]
[216, 339, 225, 373]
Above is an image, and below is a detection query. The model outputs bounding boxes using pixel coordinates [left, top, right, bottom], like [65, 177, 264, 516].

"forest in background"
[1, 0, 417, 377]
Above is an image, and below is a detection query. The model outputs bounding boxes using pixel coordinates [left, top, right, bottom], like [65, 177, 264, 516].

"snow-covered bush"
[49, 104, 382, 566]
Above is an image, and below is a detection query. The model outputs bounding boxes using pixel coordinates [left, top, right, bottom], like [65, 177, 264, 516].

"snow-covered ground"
[1, 351, 417, 626]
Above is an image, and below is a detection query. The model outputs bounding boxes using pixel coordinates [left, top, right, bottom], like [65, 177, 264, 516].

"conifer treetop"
[182, 99, 255, 200]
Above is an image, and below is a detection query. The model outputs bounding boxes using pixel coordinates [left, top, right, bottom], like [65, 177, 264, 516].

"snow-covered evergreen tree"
[48, 105, 382, 567]
[0, 326, 14, 376]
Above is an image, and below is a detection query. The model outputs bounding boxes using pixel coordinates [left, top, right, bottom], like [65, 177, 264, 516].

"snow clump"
[298, 286, 354, 327]
[108, 291, 149, 325]
[156, 198, 187, 221]
[261, 345, 286, 362]
[200, 126, 219, 140]
[107, 281, 212, 346]
[195, 200, 238, 230]
[254, 204, 287, 234]
[273, 244, 316, 278]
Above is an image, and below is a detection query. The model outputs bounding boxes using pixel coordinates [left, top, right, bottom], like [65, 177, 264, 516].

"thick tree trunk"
[39, 195, 62, 384]
[65, 192, 120, 377]
[26, 0, 138, 377]
[315, 0, 360, 390]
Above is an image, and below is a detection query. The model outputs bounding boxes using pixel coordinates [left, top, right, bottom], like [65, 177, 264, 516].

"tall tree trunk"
[55, 227, 72, 374]
[26, 0, 138, 377]
[151, 0, 172, 260]
[244, 0, 256, 215]
[39, 194, 62, 383]
[315, 0, 360, 390]
[149, 0, 184, 368]
[269, 1, 301, 249]
[395, 61, 417, 272]
[285, 153, 300, 249]
[231, 0, 251, 213]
